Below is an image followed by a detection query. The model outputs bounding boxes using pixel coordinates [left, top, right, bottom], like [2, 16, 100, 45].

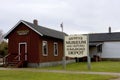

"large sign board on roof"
[65, 35, 88, 58]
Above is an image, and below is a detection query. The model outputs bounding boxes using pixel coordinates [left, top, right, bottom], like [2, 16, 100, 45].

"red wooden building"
[4, 20, 66, 67]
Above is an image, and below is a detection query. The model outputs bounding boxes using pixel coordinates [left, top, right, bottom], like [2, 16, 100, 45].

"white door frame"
[18, 42, 27, 61]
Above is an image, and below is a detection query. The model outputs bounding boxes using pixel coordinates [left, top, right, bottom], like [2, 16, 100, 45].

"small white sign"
[17, 30, 29, 35]
[65, 34, 88, 58]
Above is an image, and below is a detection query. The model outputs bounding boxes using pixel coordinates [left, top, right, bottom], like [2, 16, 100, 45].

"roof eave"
[4, 20, 43, 39]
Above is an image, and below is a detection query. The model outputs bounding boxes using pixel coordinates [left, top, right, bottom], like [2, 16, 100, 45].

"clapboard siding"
[102, 42, 120, 58]
[7, 21, 64, 66]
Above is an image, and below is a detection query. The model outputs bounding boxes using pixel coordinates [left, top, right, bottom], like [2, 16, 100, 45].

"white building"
[89, 28, 120, 60]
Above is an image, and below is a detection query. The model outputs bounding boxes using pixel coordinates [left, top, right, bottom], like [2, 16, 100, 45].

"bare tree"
[0, 30, 3, 43]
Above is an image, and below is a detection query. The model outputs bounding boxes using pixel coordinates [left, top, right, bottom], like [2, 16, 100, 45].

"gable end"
[4, 20, 43, 38]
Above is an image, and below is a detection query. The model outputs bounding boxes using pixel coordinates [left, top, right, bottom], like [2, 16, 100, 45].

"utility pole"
[61, 22, 66, 69]
[87, 34, 91, 70]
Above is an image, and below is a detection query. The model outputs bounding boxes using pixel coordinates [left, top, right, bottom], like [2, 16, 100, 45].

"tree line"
[0, 30, 8, 57]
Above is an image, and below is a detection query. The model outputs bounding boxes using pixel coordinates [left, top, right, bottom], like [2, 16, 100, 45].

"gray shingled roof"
[5, 20, 67, 40]
[89, 32, 120, 42]
[23, 20, 67, 40]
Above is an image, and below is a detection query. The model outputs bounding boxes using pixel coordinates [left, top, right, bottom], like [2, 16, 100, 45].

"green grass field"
[0, 61, 120, 80]
[0, 70, 116, 80]
[41, 61, 120, 72]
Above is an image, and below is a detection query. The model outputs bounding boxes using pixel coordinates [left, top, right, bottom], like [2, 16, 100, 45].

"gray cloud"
[0, 0, 120, 34]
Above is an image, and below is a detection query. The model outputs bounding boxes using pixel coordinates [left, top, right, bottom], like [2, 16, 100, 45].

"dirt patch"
[110, 77, 120, 80]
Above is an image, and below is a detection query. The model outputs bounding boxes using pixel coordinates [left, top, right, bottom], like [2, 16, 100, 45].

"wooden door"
[19, 42, 27, 61]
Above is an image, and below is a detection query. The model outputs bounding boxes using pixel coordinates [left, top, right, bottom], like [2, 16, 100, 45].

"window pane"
[54, 43, 58, 56]
[42, 41, 48, 56]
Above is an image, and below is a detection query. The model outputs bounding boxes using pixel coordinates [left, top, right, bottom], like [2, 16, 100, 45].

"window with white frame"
[42, 41, 48, 56]
[54, 42, 58, 56]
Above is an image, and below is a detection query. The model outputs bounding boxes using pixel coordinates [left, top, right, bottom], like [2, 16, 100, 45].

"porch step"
[7, 61, 24, 68]
[3, 54, 27, 68]
[9, 61, 19, 64]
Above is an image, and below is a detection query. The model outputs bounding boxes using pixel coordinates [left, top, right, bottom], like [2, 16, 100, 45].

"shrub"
[0, 41, 8, 57]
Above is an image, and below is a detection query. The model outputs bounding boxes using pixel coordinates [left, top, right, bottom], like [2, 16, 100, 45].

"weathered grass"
[0, 61, 120, 80]
[0, 70, 116, 80]
[41, 61, 120, 72]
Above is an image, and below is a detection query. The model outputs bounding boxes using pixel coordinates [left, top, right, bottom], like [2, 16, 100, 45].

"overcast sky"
[1, 0, 120, 34]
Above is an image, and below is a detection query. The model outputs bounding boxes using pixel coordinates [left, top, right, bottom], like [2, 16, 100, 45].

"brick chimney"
[33, 19, 38, 26]
[109, 26, 111, 33]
